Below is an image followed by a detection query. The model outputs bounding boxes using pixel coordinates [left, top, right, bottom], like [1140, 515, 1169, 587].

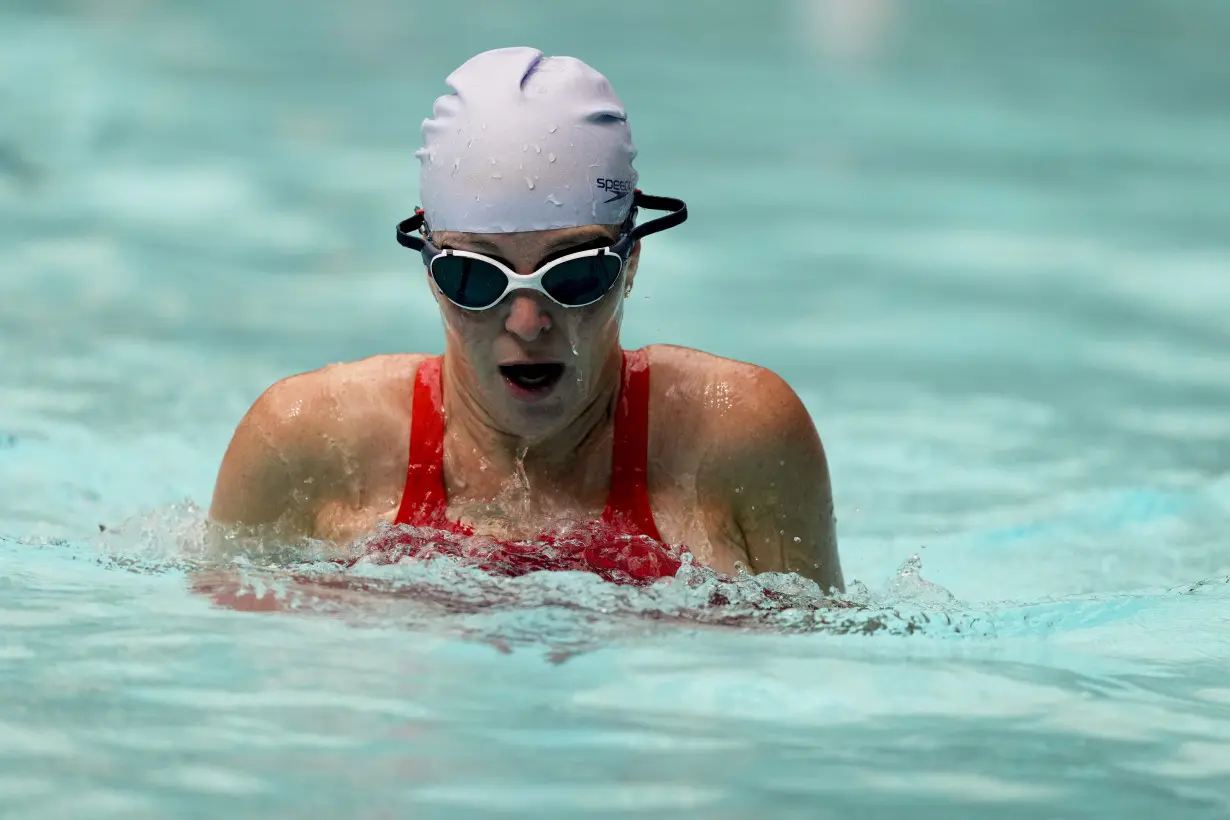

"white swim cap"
[415, 47, 639, 234]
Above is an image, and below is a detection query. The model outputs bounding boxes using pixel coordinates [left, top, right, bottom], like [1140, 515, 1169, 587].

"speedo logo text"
[595, 177, 634, 203]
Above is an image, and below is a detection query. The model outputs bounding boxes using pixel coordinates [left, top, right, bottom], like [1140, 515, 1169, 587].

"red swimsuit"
[365, 348, 681, 584]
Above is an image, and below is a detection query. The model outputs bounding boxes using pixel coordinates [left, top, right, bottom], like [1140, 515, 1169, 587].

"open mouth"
[499, 363, 565, 395]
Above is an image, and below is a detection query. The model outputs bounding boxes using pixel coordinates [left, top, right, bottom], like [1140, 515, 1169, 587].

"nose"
[503, 291, 553, 342]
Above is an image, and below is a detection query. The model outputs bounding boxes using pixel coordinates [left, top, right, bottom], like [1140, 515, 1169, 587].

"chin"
[489, 380, 579, 436]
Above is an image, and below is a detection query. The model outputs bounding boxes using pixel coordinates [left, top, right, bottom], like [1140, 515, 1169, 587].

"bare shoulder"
[233, 351, 435, 475]
[641, 347, 839, 585]
[249, 353, 431, 437]
[643, 344, 816, 442]
[209, 353, 433, 528]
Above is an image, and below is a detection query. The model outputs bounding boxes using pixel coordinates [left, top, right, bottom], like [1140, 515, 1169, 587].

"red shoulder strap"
[393, 357, 452, 528]
[602, 349, 663, 541]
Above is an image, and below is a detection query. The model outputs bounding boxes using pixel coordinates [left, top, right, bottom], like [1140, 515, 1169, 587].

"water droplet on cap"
[548, 152, 556, 163]
[549, 125, 558, 133]
[490, 172, 502, 179]
[533, 144, 541, 154]
[546, 194, 562, 206]
[525, 178, 535, 189]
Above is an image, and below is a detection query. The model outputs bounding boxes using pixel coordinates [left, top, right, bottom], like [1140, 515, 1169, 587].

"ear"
[624, 239, 642, 292]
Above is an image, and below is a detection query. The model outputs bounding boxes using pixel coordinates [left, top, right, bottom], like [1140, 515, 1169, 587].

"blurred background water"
[2, 0, 1230, 817]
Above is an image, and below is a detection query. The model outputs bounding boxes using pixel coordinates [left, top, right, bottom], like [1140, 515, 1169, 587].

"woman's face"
[429, 224, 640, 439]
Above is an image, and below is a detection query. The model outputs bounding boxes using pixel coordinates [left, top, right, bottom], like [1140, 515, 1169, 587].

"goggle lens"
[429, 255, 508, 309]
[540, 255, 622, 307]
[430, 252, 623, 310]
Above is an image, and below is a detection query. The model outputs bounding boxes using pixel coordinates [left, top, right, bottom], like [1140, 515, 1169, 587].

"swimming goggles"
[396, 191, 686, 310]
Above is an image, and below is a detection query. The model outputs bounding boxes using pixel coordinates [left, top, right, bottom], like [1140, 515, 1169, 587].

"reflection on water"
[797, 0, 899, 64]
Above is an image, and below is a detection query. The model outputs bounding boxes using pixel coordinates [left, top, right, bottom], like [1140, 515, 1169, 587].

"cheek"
[557, 294, 624, 356]
[588, 284, 627, 328]
[438, 289, 491, 328]
[440, 303, 502, 350]
[575, 273, 628, 325]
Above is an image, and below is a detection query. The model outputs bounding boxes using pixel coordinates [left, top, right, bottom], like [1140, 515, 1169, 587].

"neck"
[440, 347, 624, 499]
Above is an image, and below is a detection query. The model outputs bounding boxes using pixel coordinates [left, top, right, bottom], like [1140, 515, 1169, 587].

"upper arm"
[706, 367, 843, 591]
[209, 378, 332, 539]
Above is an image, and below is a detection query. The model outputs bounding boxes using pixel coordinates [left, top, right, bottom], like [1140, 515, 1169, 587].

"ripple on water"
[76, 506, 1005, 647]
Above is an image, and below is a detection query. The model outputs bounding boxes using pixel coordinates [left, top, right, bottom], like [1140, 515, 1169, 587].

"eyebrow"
[440, 232, 615, 268]
[543, 232, 614, 253]
[537, 235, 615, 265]
[437, 238, 515, 268]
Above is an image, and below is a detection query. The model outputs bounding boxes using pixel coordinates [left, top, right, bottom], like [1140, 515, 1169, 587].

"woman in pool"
[209, 47, 843, 590]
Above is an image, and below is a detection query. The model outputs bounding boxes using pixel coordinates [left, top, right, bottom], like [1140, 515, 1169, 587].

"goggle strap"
[395, 208, 427, 251]
[396, 191, 686, 251]
[628, 190, 688, 240]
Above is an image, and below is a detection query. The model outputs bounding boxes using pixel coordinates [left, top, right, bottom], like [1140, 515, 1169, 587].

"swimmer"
[209, 47, 843, 590]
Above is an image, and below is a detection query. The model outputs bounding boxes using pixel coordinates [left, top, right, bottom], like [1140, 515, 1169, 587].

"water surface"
[3, 1, 1230, 817]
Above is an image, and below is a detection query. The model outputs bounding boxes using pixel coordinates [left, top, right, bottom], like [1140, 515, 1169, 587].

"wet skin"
[209, 225, 843, 590]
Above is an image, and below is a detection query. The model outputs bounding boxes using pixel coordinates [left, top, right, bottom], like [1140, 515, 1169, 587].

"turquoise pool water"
[3, 0, 1230, 816]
